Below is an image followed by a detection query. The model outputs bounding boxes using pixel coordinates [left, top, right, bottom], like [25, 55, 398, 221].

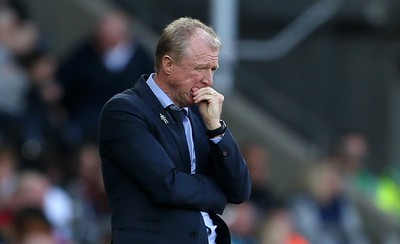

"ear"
[162, 55, 173, 75]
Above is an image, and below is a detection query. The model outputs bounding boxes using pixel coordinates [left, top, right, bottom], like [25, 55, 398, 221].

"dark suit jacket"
[99, 75, 251, 243]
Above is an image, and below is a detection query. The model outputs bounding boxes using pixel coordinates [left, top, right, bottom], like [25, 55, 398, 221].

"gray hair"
[154, 17, 221, 73]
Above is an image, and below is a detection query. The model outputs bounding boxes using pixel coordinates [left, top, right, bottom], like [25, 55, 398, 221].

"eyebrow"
[195, 62, 219, 69]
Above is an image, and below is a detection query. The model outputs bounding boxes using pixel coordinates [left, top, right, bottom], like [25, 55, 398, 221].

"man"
[57, 8, 154, 144]
[99, 17, 251, 244]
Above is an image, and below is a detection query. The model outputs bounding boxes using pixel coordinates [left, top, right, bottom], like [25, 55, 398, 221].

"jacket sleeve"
[209, 129, 252, 204]
[99, 96, 227, 214]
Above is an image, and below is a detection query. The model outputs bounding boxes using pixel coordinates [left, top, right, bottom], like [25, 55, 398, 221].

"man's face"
[165, 35, 219, 107]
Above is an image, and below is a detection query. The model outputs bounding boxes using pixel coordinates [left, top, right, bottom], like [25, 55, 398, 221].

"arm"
[192, 87, 252, 204]
[99, 96, 227, 213]
[209, 129, 252, 204]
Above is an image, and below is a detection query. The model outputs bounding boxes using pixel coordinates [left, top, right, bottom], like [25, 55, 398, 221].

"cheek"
[186, 69, 201, 80]
[180, 72, 200, 88]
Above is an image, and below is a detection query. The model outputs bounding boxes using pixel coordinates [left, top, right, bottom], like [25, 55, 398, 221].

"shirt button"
[222, 151, 228, 157]
[190, 231, 199, 239]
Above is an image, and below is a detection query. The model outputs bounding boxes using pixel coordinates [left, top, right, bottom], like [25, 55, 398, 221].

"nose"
[201, 69, 214, 86]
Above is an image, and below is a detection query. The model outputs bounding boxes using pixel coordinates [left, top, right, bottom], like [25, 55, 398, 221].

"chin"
[185, 96, 195, 107]
[183, 102, 195, 108]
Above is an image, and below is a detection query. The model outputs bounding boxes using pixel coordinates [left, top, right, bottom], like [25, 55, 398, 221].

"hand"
[192, 87, 224, 130]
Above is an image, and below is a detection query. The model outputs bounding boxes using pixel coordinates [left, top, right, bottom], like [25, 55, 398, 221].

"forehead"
[184, 36, 219, 63]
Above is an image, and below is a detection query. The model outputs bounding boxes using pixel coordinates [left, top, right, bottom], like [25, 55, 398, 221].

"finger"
[193, 88, 218, 100]
[193, 94, 214, 104]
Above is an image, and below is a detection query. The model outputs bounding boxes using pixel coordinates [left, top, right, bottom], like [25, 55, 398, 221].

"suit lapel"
[133, 76, 191, 173]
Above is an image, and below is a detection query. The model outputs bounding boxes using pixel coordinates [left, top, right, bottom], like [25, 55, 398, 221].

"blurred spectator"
[0, 1, 49, 146]
[0, 6, 29, 144]
[0, 145, 18, 208]
[326, 131, 400, 243]
[17, 50, 71, 182]
[56, 8, 154, 144]
[327, 131, 382, 210]
[222, 201, 259, 244]
[0, 0, 31, 20]
[233, 141, 289, 243]
[10, 207, 72, 244]
[0, 144, 18, 242]
[20, 50, 66, 145]
[67, 141, 110, 244]
[259, 207, 308, 244]
[328, 131, 370, 178]
[240, 141, 280, 214]
[0, 4, 39, 57]
[11, 170, 74, 242]
[290, 162, 369, 244]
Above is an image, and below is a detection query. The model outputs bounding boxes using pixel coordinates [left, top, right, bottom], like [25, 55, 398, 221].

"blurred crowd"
[0, 1, 153, 243]
[1, 1, 400, 244]
[224, 133, 400, 244]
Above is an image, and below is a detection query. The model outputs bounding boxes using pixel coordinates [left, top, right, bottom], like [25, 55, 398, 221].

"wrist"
[206, 119, 222, 130]
[206, 120, 227, 138]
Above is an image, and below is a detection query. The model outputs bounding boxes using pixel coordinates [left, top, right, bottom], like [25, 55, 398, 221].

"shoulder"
[106, 88, 138, 105]
[101, 88, 146, 114]
[98, 88, 151, 135]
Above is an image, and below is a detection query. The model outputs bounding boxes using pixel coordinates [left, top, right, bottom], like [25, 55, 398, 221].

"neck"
[154, 73, 178, 106]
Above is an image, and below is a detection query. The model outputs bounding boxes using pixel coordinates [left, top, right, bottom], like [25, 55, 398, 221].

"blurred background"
[0, 0, 400, 243]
